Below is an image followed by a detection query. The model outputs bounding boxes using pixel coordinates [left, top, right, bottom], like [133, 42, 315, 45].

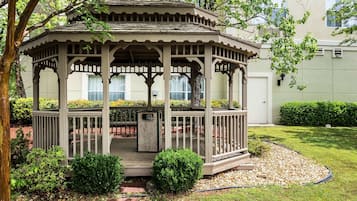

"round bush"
[11, 146, 67, 194]
[71, 153, 124, 194]
[153, 149, 203, 193]
[248, 138, 270, 157]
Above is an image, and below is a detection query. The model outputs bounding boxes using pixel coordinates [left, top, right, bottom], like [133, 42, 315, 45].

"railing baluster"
[183, 117, 186, 149]
[95, 117, 98, 154]
[214, 116, 217, 155]
[87, 117, 91, 152]
[197, 116, 200, 156]
[80, 117, 84, 157]
[229, 115, 234, 151]
[73, 117, 76, 157]
[190, 116, 193, 151]
[176, 116, 179, 149]
[218, 115, 221, 154]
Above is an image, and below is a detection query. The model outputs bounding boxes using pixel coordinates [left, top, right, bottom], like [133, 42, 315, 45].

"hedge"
[11, 98, 240, 124]
[280, 101, 357, 126]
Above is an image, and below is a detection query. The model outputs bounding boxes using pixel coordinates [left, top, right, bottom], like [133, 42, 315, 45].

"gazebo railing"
[68, 111, 103, 158]
[171, 111, 206, 158]
[33, 108, 248, 163]
[212, 110, 248, 162]
[32, 110, 60, 150]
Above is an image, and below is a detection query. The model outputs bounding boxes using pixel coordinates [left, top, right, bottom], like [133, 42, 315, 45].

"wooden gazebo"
[21, 0, 260, 176]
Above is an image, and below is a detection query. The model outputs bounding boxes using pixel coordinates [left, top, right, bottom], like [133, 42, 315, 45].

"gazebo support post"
[228, 72, 234, 109]
[58, 44, 69, 158]
[190, 68, 202, 108]
[32, 67, 40, 148]
[101, 44, 111, 154]
[32, 67, 40, 111]
[163, 45, 172, 149]
[241, 66, 248, 149]
[242, 66, 247, 110]
[204, 44, 213, 163]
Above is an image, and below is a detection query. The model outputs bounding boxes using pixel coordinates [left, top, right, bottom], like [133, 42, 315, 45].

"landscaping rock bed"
[194, 142, 330, 191]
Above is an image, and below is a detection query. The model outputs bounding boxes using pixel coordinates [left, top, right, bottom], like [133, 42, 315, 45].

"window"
[170, 75, 204, 100]
[326, 0, 356, 27]
[326, 0, 342, 27]
[88, 75, 125, 101]
[250, 0, 287, 25]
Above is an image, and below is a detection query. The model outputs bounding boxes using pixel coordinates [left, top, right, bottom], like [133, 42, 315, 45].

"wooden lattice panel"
[213, 46, 248, 64]
[32, 44, 58, 64]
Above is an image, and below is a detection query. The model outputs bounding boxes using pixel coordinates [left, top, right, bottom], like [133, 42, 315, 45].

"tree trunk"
[0, 60, 11, 201]
[190, 69, 202, 108]
[14, 52, 26, 98]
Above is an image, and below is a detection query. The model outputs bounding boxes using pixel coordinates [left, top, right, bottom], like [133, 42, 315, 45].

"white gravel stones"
[194, 142, 330, 191]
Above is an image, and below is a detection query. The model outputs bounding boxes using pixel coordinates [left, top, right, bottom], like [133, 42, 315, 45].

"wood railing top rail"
[172, 110, 205, 117]
[213, 110, 247, 115]
[68, 111, 102, 117]
[33, 110, 60, 116]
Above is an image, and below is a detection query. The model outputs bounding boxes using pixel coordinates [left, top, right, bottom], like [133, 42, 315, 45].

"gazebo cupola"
[21, 0, 260, 176]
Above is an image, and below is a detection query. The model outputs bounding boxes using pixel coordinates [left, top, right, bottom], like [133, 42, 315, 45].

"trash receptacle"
[137, 111, 160, 152]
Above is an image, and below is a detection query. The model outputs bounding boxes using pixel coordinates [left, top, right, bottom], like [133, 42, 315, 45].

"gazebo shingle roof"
[103, 0, 194, 7]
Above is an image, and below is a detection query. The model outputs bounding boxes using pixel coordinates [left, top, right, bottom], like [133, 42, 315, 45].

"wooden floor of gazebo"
[111, 138, 156, 176]
[110, 137, 251, 176]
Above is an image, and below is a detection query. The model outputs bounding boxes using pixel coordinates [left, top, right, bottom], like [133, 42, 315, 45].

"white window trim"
[170, 75, 205, 101]
[247, 72, 273, 124]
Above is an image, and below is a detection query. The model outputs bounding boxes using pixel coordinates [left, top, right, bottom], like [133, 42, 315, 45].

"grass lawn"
[183, 126, 357, 201]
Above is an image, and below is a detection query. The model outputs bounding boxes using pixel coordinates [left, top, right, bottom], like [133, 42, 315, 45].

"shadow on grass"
[251, 127, 357, 151]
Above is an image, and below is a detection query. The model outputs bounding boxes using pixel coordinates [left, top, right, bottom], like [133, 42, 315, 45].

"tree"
[0, 1, 107, 200]
[326, 0, 356, 45]
[190, 0, 318, 89]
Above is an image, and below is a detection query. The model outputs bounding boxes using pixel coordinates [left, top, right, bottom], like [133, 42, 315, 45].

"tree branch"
[14, 0, 40, 46]
[2, 0, 15, 68]
[27, 0, 85, 33]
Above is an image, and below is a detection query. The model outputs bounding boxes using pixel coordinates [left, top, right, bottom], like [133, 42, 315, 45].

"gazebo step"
[123, 163, 153, 177]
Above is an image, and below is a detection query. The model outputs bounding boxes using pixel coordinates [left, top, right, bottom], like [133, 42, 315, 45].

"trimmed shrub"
[11, 98, 241, 124]
[11, 146, 67, 194]
[280, 101, 357, 126]
[11, 98, 33, 124]
[11, 98, 58, 124]
[71, 153, 124, 194]
[68, 99, 102, 108]
[11, 128, 30, 168]
[152, 149, 203, 193]
[248, 138, 270, 157]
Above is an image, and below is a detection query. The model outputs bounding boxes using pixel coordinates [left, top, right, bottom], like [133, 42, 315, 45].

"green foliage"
[11, 146, 67, 194]
[190, 0, 317, 89]
[11, 128, 31, 168]
[71, 153, 124, 194]
[10, 98, 58, 124]
[67, 99, 102, 108]
[280, 101, 357, 126]
[153, 149, 203, 193]
[11, 98, 34, 124]
[326, 0, 356, 45]
[10, 98, 240, 124]
[248, 138, 270, 157]
[111, 99, 148, 107]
